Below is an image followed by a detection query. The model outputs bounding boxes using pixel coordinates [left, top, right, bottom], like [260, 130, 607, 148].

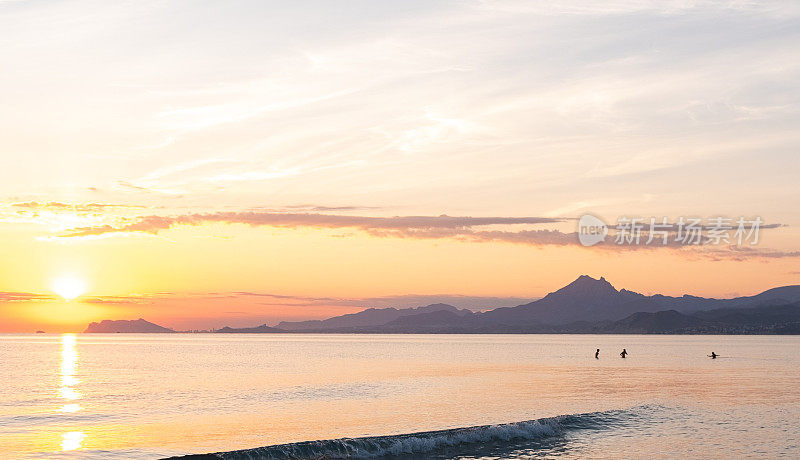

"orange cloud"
[56, 212, 564, 237]
[50, 211, 795, 260]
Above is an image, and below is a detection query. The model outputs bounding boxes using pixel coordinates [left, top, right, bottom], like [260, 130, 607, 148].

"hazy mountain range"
[85, 276, 800, 334]
[275, 303, 473, 331]
[84, 318, 174, 333]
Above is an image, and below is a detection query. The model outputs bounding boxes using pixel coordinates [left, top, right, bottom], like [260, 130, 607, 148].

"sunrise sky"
[1, 0, 799, 332]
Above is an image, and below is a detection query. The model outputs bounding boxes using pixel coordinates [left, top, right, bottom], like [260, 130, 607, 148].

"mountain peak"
[545, 275, 619, 299]
[558, 275, 618, 295]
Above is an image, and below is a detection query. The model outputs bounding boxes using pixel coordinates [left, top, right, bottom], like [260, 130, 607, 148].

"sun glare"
[52, 276, 87, 301]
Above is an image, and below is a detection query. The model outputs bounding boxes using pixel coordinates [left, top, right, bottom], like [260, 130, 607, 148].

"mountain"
[375, 309, 484, 333]
[638, 285, 800, 313]
[84, 318, 173, 333]
[604, 302, 800, 334]
[694, 302, 800, 325]
[223, 276, 800, 334]
[605, 310, 706, 333]
[275, 303, 470, 331]
[215, 324, 285, 333]
[480, 275, 800, 327]
[100, 276, 800, 334]
[726, 286, 800, 309]
[480, 275, 664, 326]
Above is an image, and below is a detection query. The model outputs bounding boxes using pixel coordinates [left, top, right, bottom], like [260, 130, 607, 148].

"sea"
[1, 334, 798, 459]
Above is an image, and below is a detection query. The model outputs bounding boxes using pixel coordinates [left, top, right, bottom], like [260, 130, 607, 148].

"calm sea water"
[1, 334, 798, 459]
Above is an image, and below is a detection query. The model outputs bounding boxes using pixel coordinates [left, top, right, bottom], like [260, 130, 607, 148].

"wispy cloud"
[234, 291, 534, 310]
[2, 0, 798, 219]
[10, 201, 144, 212]
[57, 212, 564, 237]
[50, 210, 796, 260]
[0, 292, 56, 302]
[402, 227, 800, 260]
[280, 205, 383, 212]
[40, 290, 532, 312]
[116, 181, 169, 195]
[206, 169, 301, 183]
[137, 158, 235, 183]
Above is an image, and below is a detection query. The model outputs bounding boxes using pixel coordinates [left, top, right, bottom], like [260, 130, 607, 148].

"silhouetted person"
[620, 348, 627, 358]
[595, 349, 600, 359]
[710, 352, 718, 359]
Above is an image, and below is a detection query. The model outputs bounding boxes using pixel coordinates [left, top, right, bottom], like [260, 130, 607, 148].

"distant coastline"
[84, 276, 800, 335]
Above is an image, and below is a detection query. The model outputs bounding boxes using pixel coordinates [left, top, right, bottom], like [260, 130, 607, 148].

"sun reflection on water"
[61, 431, 86, 451]
[59, 334, 85, 450]
[59, 386, 81, 400]
[58, 403, 82, 413]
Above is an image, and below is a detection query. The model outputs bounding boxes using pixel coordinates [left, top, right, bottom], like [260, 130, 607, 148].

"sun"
[51, 276, 88, 301]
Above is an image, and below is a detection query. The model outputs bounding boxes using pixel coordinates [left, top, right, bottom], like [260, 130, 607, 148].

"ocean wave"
[171, 407, 647, 460]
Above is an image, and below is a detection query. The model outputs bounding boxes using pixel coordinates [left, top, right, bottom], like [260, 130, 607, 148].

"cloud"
[50, 210, 796, 261]
[701, 246, 800, 261]
[0, 292, 56, 302]
[57, 212, 565, 237]
[409, 227, 800, 260]
[11, 201, 143, 212]
[237, 292, 534, 310]
[69, 290, 535, 312]
[206, 169, 300, 183]
[281, 205, 382, 212]
[367, 227, 577, 245]
[116, 181, 183, 196]
[233, 292, 340, 302]
[79, 295, 155, 305]
[474, 0, 797, 16]
[137, 158, 234, 183]
[117, 181, 152, 192]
